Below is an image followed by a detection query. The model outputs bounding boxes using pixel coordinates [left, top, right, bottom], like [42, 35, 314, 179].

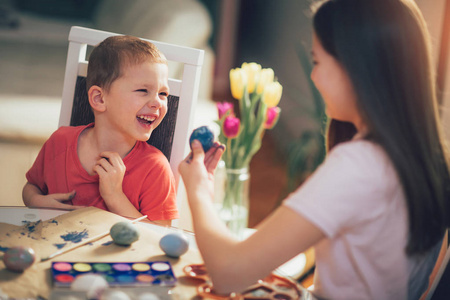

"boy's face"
[102, 61, 169, 142]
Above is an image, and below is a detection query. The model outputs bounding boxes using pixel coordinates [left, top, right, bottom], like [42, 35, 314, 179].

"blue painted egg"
[110, 222, 140, 246]
[189, 126, 214, 152]
[159, 232, 189, 258]
[3, 246, 35, 272]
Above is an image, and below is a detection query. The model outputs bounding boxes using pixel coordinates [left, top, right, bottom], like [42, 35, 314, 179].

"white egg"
[159, 232, 189, 258]
[71, 274, 108, 299]
[100, 290, 131, 300]
[137, 292, 160, 300]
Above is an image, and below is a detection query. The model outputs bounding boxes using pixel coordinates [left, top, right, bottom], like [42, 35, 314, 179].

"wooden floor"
[247, 132, 288, 228]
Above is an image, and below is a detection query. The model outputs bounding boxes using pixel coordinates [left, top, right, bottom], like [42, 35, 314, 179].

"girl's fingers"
[204, 142, 221, 161]
[204, 143, 220, 163]
[190, 140, 205, 161]
[211, 145, 225, 169]
[206, 145, 225, 173]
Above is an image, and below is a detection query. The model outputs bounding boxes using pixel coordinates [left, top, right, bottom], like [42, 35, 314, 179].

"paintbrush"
[40, 215, 148, 262]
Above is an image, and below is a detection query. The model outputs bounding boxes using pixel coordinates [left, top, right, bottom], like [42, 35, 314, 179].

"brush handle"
[40, 215, 148, 262]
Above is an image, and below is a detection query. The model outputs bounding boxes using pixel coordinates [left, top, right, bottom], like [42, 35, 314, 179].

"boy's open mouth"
[137, 115, 156, 125]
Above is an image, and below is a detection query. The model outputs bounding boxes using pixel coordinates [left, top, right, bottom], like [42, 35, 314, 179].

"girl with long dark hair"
[179, 0, 450, 298]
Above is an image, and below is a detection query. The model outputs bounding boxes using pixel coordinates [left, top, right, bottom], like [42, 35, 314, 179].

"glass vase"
[214, 162, 250, 238]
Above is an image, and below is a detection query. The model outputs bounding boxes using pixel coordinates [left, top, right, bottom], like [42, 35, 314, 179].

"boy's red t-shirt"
[26, 123, 179, 221]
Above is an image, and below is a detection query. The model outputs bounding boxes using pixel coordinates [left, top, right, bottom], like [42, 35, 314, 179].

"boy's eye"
[136, 89, 148, 93]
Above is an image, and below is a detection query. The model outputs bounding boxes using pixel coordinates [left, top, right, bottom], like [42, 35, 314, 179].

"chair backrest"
[58, 26, 204, 202]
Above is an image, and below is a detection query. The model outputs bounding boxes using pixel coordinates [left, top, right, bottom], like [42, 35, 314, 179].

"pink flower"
[217, 102, 234, 119]
[264, 107, 281, 129]
[223, 116, 240, 138]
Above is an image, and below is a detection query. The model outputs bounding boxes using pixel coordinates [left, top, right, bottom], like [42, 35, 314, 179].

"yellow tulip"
[241, 62, 261, 93]
[262, 81, 283, 107]
[229, 68, 247, 100]
[256, 68, 274, 94]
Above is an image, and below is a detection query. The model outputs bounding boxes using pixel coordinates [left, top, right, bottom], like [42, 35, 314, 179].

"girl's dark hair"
[86, 35, 167, 92]
[313, 0, 450, 255]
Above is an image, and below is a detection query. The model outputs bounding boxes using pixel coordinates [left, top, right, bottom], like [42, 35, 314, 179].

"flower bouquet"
[215, 62, 283, 236]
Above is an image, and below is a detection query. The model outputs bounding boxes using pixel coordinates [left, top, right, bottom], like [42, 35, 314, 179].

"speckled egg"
[3, 246, 36, 272]
[189, 126, 214, 152]
[110, 222, 140, 246]
[159, 232, 189, 258]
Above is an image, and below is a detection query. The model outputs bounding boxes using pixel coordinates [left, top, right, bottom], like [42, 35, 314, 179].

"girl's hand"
[93, 151, 126, 202]
[179, 140, 225, 199]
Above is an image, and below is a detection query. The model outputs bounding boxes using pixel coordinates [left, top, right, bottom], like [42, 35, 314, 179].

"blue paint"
[50, 220, 58, 225]
[25, 220, 41, 233]
[190, 126, 214, 152]
[102, 241, 113, 246]
[0, 245, 9, 252]
[53, 243, 66, 249]
[60, 229, 88, 243]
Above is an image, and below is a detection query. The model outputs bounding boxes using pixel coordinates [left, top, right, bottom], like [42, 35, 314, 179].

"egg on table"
[3, 246, 36, 272]
[110, 222, 140, 246]
[137, 292, 160, 300]
[159, 232, 190, 258]
[100, 290, 131, 300]
[71, 273, 108, 299]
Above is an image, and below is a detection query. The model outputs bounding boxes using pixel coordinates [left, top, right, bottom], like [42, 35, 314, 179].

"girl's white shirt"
[284, 138, 439, 300]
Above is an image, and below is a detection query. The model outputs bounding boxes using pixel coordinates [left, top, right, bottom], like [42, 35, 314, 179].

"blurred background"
[0, 0, 449, 229]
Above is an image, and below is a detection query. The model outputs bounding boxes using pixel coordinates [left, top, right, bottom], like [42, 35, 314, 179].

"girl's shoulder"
[328, 139, 398, 188]
[331, 139, 389, 165]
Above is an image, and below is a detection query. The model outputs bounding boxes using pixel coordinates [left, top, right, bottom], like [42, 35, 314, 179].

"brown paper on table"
[0, 207, 203, 299]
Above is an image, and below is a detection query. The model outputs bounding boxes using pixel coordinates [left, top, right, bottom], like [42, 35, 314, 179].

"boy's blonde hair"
[86, 35, 167, 92]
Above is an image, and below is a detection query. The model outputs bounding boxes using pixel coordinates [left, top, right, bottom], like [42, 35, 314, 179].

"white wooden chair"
[58, 26, 204, 224]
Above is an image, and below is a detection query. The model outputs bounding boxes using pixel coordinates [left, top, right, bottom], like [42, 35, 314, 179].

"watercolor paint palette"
[51, 261, 177, 287]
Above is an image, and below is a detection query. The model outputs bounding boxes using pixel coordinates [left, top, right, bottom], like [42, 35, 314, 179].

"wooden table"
[0, 207, 202, 299]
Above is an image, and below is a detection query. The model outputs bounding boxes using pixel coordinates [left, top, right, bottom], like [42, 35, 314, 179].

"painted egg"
[3, 246, 35, 272]
[110, 222, 139, 246]
[189, 126, 214, 152]
[159, 232, 189, 258]
[71, 274, 108, 299]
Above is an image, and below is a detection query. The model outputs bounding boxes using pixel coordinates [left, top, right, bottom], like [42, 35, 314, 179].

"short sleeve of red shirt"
[26, 126, 77, 195]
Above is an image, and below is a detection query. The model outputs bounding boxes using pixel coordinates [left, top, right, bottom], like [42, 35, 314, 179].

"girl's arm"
[179, 140, 325, 294]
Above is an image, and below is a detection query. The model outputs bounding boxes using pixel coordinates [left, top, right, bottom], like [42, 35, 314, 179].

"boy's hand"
[94, 151, 126, 203]
[29, 190, 84, 210]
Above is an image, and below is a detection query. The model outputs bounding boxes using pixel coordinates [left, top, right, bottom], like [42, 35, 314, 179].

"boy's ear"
[88, 85, 106, 112]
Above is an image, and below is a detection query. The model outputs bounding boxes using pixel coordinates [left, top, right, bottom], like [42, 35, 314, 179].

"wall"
[236, 0, 450, 153]
[416, 0, 450, 142]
